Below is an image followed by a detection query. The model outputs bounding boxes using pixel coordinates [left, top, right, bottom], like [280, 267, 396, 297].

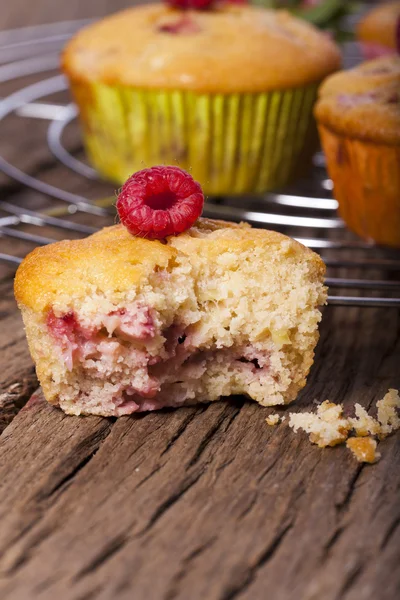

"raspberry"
[166, 0, 215, 10]
[164, 0, 247, 10]
[116, 166, 204, 240]
[159, 15, 201, 34]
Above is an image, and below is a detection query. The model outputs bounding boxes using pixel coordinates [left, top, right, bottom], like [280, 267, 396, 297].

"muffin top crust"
[314, 56, 400, 145]
[62, 4, 341, 93]
[14, 219, 324, 313]
[356, 1, 400, 50]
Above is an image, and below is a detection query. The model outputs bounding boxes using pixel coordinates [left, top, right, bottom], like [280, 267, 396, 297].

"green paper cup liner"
[71, 81, 319, 195]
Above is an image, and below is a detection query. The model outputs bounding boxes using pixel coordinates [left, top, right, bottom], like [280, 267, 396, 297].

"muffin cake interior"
[15, 219, 326, 416]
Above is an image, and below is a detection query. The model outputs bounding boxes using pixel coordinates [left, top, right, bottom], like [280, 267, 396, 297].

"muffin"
[356, 1, 400, 59]
[62, 3, 340, 195]
[314, 56, 400, 248]
[14, 219, 326, 417]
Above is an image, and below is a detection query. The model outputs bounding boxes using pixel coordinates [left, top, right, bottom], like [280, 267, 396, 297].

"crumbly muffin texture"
[346, 437, 380, 464]
[15, 219, 326, 417]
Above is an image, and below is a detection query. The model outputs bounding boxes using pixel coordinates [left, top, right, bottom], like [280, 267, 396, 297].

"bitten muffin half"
[62, 3, 340, 194]
[15, 219, 326, 417]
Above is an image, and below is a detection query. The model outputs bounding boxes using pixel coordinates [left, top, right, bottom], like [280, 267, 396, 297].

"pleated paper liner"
[72, 81, 319, 195]
[319, 124, 400, 248]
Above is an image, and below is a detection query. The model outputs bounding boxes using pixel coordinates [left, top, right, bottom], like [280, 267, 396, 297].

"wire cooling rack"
[0, 19, 399, 308]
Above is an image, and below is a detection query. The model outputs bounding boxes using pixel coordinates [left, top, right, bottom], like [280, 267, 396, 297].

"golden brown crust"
[62, 4, 341, 93]
[356, 1, 400, 50]
[14, 225, 177, 312]
[172, 220, 325, 278]
[15, 219, 325, 313]
[314, 57, 400, 145]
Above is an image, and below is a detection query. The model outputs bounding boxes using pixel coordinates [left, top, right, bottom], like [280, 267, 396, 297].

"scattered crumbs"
[349, 403, 381, 437]
[285, 389, 400, 463]
[266, 413, 281, 426]
[376, 389, 400, 438]
[289, 401, 351, 448]
[346, 437, 380, 464]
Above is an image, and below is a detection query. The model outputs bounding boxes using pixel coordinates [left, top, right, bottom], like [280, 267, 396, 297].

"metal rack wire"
[0, 19, 399, 308]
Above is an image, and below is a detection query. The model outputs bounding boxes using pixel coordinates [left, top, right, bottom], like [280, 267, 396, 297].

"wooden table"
[0, 1, 399, 598]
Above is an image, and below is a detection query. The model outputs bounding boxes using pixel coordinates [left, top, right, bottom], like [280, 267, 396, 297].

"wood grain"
[0, 306, 399, 600]
[0, 1, 399, 599]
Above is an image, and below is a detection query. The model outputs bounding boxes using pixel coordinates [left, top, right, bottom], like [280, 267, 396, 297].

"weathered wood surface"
[0, 1, 399, 599]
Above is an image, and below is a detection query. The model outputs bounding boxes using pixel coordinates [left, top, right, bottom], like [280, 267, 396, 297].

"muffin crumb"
[346, 437, 381, 464]
[266, 413, 281, 426]
[349, 403, 381, 437]
[286, 389, 400, 460]
[376, 389, 400, 438]
[288, 400, 351, 448]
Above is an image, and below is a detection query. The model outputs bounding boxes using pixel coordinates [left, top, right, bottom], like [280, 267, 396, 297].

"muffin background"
[315, 56, 400, 248]
[356, 1, 400, 59]
[63, 4, 341, 195]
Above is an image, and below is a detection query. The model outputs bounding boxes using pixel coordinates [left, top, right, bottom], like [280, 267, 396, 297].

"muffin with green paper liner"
[62, 1, 341, 195]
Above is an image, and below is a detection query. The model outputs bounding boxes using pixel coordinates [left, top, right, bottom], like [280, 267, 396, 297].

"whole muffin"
[314, 56, 400, 248]
[62, 3, 340, 195]
[356, 1, 400, 59]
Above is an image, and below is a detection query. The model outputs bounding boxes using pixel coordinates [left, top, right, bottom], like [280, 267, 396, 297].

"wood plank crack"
[0, 376, 37, 433]
[160, 410, 201, 457]
[335, 464, 366, 513]
[33, 421, 114, 502]
[380, 515, 400, 550]
[187, 402, 243, 469]
[220, 522, 294, 600]
[73, 535, 128, 582]
[165, 537, 218, 600]
[337, 562, 365, 599]
[139, 469, 206, 536]
[321, 525, 346, 560]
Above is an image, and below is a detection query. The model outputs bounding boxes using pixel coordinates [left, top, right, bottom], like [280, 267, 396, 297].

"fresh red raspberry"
[166, 0, 215, 10]
[116, 166, 204, 240]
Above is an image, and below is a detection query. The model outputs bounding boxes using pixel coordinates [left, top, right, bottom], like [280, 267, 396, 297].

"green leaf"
[292, 0, 347, 25]
[251, 1, 359, 27]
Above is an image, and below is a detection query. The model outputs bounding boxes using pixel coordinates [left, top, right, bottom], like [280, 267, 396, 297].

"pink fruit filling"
[102, 307, 156, 341]
[337, 92, 376, 107]
[46, 304, 156, 371]
[46, 310, 93, 371]
[114, 346, 271, 415]
[46, 306, 272, 415]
